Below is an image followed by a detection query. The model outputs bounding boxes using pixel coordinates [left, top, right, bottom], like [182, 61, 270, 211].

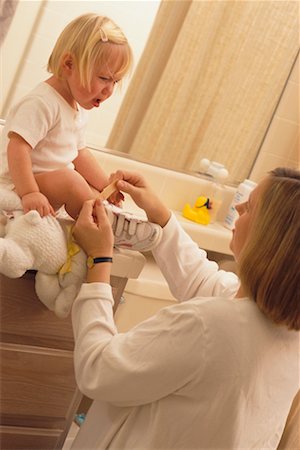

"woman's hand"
[73, 199, 114, 283]
[22, 192, 55, 217]
[107, 190, 124, 207]
[110, 170, 171, 227]
[73, 199, 114, 258]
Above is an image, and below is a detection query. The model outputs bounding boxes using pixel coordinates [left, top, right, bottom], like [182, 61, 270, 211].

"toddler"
[0, 13, 132, 219]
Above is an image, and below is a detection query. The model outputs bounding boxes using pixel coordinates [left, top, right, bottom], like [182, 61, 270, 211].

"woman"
[71, 167, 299, 449]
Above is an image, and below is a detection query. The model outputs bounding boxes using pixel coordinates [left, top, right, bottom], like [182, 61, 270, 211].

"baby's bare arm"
[8, 133, 39, 197]
[7, 133, 54, 216]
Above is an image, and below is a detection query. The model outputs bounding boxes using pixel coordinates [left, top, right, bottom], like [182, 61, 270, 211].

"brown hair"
[239, 167, 300, 330]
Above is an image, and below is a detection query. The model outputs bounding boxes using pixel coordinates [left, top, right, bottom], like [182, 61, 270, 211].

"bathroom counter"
[89, 147, 236, 256]
[173, 211, 233, 255]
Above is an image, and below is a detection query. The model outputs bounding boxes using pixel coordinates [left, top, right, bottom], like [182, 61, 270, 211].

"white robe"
[71, 214, 299, 449]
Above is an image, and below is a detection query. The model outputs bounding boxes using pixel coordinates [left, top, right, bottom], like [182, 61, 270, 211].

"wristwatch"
[87, 256, 113, 269]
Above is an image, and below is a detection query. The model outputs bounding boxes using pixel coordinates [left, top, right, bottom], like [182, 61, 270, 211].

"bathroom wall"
[250, 53, 299, 182]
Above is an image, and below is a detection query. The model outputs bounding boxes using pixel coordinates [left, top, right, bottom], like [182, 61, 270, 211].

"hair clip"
[99, 27, 108, 42]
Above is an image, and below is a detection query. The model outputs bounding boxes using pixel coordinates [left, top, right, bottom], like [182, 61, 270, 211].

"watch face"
[87, 256, 94, 269]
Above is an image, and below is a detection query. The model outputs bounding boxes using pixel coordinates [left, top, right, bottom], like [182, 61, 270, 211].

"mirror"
[1, 1, 299, 184]
[0, 0, 160, 143]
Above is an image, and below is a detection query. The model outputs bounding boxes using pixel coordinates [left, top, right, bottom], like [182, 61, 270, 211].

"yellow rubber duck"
[182, 196, 211, 225]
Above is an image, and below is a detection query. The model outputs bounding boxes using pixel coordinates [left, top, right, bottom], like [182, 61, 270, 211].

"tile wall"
[250, 52, 299, 182]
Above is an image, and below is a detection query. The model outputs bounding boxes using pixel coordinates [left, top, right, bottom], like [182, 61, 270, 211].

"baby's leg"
[35, 169, 99, 219]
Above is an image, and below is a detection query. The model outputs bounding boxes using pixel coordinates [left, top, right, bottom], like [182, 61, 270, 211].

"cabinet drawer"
[0, 273, 74, 350]
[0, 425, 62, 450]
[0, 344, 79, 429]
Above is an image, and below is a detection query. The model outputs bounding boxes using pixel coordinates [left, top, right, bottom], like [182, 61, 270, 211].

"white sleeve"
[72, 283, 206, 407]
[8, 96, 56, 149]
[152, 214, 239, 301]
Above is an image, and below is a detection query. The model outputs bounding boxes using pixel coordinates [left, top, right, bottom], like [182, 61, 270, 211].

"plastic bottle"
[224, 179, 257, 229]
[199, 159, 229, 223]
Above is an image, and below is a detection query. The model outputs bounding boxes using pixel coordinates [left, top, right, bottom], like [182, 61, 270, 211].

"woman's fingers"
[94, 199, 112, 230]
[77, 199, 95, 223]
[110, 170, 147, 188]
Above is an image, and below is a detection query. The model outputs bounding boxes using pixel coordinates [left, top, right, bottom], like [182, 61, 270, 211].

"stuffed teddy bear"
[0, 188, 87, 318]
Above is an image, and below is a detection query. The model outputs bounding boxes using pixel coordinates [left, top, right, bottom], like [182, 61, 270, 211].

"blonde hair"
[238, 168, 300, 331]
[47, 13, 133, 88]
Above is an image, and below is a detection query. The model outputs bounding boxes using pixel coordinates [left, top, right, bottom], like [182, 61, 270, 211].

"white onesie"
[0, 82, 88, 189]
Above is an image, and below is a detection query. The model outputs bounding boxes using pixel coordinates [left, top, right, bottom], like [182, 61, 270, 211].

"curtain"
[0, 0, 19, 46]
[107, 0, 299, 184]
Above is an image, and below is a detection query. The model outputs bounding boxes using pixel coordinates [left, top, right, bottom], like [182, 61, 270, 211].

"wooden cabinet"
[0, 249, 145, 449]
[0, 272, 81, 450]
[0, 270, 134, 450]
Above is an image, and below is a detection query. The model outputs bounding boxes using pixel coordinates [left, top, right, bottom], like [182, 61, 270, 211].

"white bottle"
[224, 179, 257, 230]
[199, 159, 229, 223]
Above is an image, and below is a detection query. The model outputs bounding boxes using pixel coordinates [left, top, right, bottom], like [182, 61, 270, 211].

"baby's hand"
[21, 192, 55, 217]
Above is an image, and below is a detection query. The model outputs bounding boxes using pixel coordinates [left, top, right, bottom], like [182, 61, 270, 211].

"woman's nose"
[235, 203, 243, 215]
